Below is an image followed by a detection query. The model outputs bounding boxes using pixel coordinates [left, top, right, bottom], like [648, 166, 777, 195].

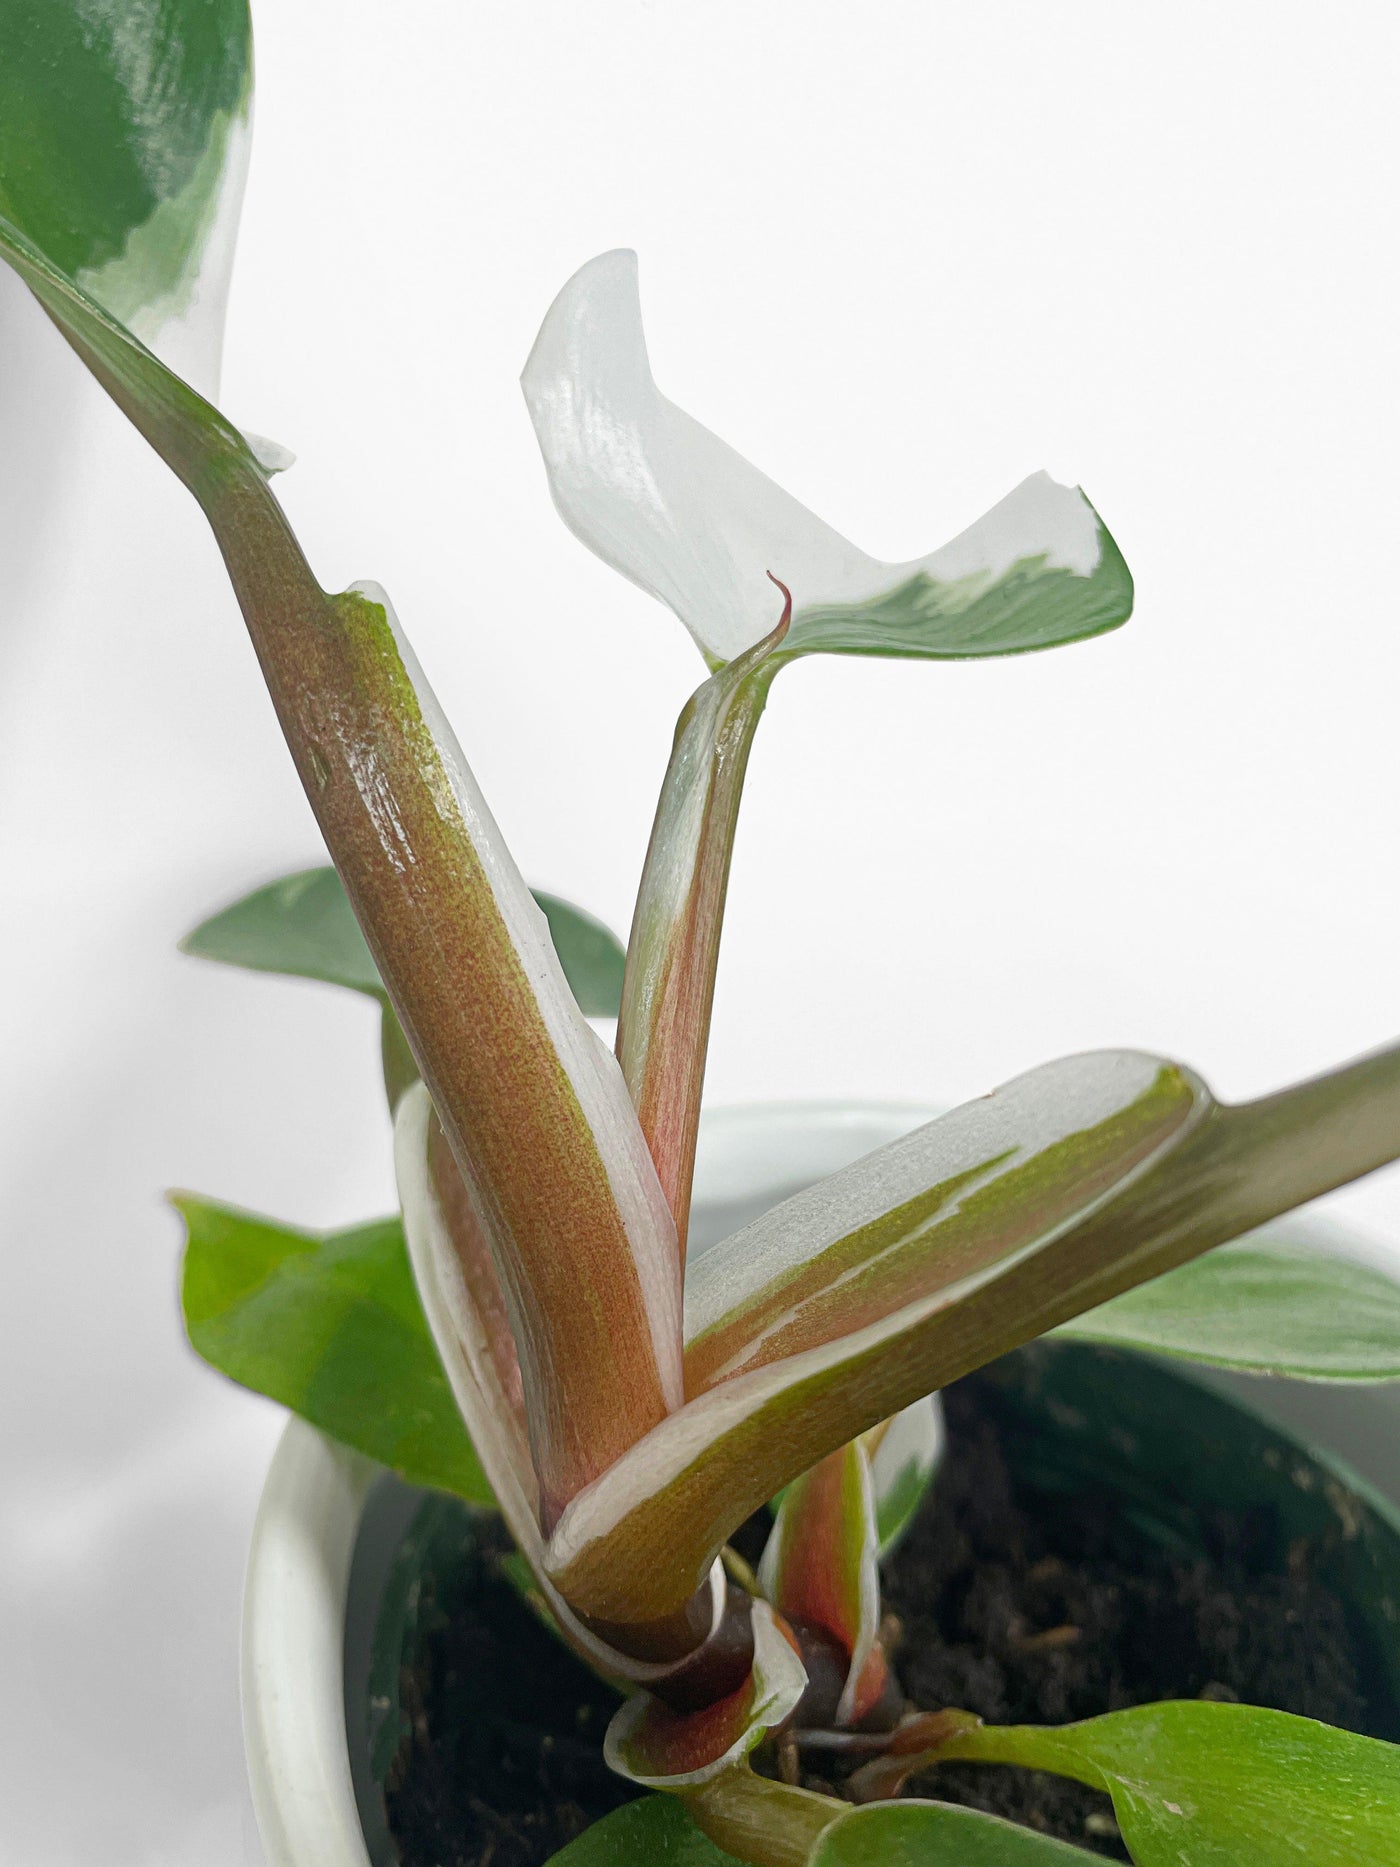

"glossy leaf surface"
[0, 0, 251, 382]
[395, 1083, 726, 1681]
[183, 863, 627, 1017]
[0, 215, 682, 1530]
[866, 1398, 944, 1557]
[813, 1801, 1095, 1864]
[936, 1701, 1400, 1866]
[523, 251, 1132, 667]
[545, 1041, 1400, 1630]
[544, 1795, 742, 1865]
[177, 1195, 492, 1503]
[1057, 1228, 1400, 1379]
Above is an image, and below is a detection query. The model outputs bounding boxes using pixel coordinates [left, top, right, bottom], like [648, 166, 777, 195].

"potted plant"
[8, 6, 1400, 1864]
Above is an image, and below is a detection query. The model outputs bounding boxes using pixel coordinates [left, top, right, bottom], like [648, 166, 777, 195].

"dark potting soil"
[386, 1370, 1380, 1867]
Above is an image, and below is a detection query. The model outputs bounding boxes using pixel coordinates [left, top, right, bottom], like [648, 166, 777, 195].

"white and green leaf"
[542, 1041, 1400, 1634]
[395, 1080, 723, 1683]
[866, 1396, 944, 1558]
[0, 0, 253, 388]
[522, 249, 1131, 668]
[0, 164, 682, 1535]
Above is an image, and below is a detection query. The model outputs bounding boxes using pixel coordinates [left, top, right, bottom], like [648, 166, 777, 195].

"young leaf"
[604, 1601, 807, 1788]
[930, 1701, 1400, 1866]
[865, 1397, 944, 1558]
[0, 0, 252, 386]
[0, 218, 682, 1526]
[544, 1795, 744, 1866]
[543, 1042, 1400, 1632]
[522, 250, 1132, 668]
[759, 1440, 886, 1728]
[1055, 1227, 1400, 1380]
[176, 1195, 493, 1504]
[813, 1801, 1097, 1864]
[535, 255, 1132, 1259]
[183, 863, 628, 1017]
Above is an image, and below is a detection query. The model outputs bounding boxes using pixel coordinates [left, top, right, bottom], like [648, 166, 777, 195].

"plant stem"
[683, 1767, 842, 1867]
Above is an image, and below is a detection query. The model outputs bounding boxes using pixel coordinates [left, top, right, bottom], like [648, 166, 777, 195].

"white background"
[3, 3, 1399, 1860]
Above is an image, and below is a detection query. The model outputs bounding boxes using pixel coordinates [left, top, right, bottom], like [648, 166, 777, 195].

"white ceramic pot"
[240, 1100, 1400, 1866]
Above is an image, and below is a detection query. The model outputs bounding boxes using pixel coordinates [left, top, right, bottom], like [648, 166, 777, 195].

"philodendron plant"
[10, 7, 1400, 1864]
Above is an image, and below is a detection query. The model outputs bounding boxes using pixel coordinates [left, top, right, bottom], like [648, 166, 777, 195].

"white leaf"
[522, 249, 1121, 665]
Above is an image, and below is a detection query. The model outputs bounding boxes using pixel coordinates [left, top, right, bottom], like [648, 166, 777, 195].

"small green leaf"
[813, 1800, 1096, 1864]
[1056, 1229, 1400, 1380]
[182, 864, 627, 1016]
[0, 0, 251, 344]
[869, 1396, 943, 1557]
[534, 891, 628, 1018]
[544, 1795, 743, 1865]
[177, 1195, 493, 1504]
[941, 1702, 1400, 1867]
[182, 867, 384, 996]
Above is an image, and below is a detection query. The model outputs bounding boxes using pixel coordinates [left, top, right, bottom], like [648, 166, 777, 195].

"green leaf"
[781, 505, 1133, 663]
[1056, 1228, 1400, 1380]
[182, 864, 627, 1017]
[177, 1195, 493, 1504]
[533, 891, 628, 1018]
[544, 1795, 743, 1865]
[182, 866, 384, 996]
[813, 1801, 1096, 1864]
[940, 1702, 1400, 1866]
[0, 0, 251, 346]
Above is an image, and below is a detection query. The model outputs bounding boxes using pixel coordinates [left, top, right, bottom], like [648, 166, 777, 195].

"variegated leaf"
[522, 250, 1131, 669]
[604, 1601, 807, 1788]
[864, 1396, 944, 1558]
[541, 1041, 1400, 1632]
[395, 1082, 722, 1679]
[0, 216, 681, 1529]
[537, 253, 1132, 1250]
[1, 0, 252, 391]
[759, 1439, 887, 1727]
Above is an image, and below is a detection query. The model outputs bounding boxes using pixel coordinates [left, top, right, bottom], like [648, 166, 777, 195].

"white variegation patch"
[683, 1050, 1174, 1350]
[867, 1394, 945, 1557]
[522, 249, 1115, 665]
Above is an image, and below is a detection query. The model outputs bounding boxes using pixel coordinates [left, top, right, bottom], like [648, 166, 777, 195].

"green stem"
[683, 1768, 842, 1867]
[934, 1721, 1109, 1792]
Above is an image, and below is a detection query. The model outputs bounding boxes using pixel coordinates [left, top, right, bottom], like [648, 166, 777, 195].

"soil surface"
[387, 1369, 1381, 1866]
